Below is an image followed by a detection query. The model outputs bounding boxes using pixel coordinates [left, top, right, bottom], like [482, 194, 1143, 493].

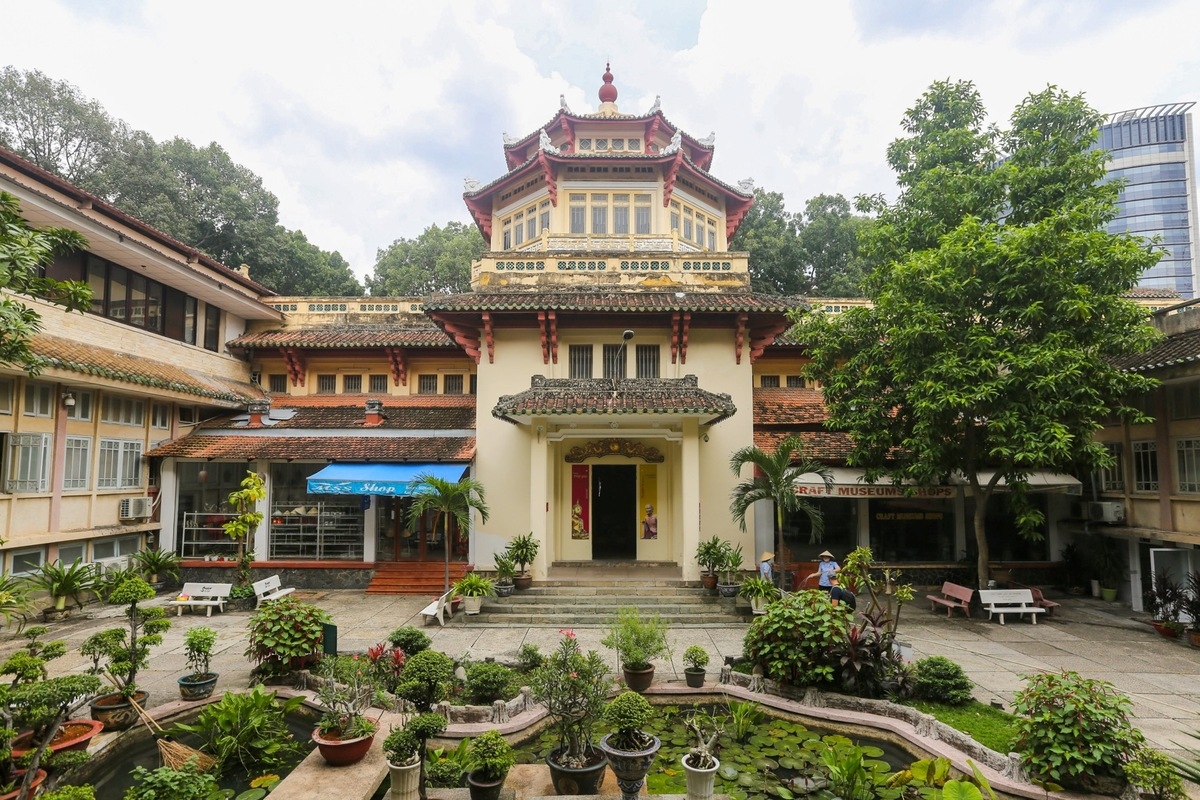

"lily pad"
[754, 757, 779, 771]
[720, 765, 741, 780]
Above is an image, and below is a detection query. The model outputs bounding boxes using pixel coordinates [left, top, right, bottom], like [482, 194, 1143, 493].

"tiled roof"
[753, 388, 829, 425]
[493, 375, 736, 423]
[198, 395, 476, 430]
[754, 429, 854, 462]
[1125, 287, 1182, 299]
[146, 435, 475, 461]
[32, 334, 261, 404]
[1112, 327, 1200, 373]
[228, 326, 455, 349]
[425, 291, 803, 314]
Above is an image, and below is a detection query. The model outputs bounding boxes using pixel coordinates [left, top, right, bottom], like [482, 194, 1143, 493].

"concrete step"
[513, 584, 706, 594]
[482, 600, 729, 614]
[465, 610, 750, 626]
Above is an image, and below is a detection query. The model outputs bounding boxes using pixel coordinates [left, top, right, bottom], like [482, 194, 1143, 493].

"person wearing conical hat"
[804, 550, 840, 592]
[758, 551, 774, 582]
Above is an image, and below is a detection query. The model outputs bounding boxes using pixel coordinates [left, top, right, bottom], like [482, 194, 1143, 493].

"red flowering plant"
[530, 630, 614, 769]
[366, 642, 407, 693]
[313, 653, 388, 740]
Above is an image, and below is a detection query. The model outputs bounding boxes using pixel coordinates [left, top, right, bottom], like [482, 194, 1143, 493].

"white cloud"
[3, 0, 1198, 282]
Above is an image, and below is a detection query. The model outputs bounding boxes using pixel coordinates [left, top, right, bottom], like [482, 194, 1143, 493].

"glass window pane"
[108, 266, 128, 322]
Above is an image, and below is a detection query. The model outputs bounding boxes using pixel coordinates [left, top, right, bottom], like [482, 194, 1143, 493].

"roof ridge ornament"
[738, 177, 755, 193]
[464, 177, 481, 193]
[502, 131, 518, 146]
[649, 95, 661, 114]
[662, 129, 682, 155]
[699, 131, 716, 147]
[538, 129, 561, 155]
[560, 94, 572, 114]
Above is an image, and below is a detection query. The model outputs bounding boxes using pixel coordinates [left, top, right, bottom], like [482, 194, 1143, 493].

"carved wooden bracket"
[671, 312, 680, 364]
[482, 312, 495, 364]
[281, 347, 306, 387]
[734, 314, 748, 365]
[749, 321, 789, 363]
[385, 346, 408, 386]
[559, 115, 574, 154]
[662, 150, 684, 207]
[727, 194, 754, 241]
[678, 311, 692, 364]
[537, 150, 558, 207]
[537, 311, 560, 365]
[442, 322, 482, 364]
[645, 117, 661, 153]
[564, 438, 665, 463]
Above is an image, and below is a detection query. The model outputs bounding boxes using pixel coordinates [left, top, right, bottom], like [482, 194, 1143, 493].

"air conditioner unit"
[118, 497, 153, 520]
[92, 556, 130, 576]
[1087, 501, 1126, 524]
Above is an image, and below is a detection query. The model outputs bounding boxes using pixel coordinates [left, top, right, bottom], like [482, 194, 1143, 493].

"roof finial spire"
[598, 62, 618, 104]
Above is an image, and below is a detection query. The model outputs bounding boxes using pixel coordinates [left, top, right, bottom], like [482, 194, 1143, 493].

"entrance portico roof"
[493, 375, 735, 425]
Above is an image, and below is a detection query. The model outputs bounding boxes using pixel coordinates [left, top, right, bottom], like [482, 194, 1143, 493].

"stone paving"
[9, 587, 1199, 758]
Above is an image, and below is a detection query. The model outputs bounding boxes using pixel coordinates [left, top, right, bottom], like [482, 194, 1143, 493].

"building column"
[856, 499, 870, 548]
[529, 419, 549, 578]
[1127, 537, 1142, 611]
[160, 461, 179, 552]
[681, 419, 701, 580]
[363, 496, 377, 563]
[253, 460, 270, 561]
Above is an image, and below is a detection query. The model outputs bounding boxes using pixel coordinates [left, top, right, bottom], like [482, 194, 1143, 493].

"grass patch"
[905, 699, 1018, 753]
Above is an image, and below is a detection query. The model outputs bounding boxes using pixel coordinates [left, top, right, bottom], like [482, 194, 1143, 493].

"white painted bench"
[167, 582, 233, 617]
[253, 575, 295, 608]
[977, 588, 1046, 625]
[419, 589, 455, 627]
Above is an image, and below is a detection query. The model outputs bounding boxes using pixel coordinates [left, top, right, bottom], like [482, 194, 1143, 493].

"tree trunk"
[973, 490, 990, 590]
[443, 514, 451, 594]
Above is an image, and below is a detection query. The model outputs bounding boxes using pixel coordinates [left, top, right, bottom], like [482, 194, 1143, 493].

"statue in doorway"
[642, 505, 658, 539]
[571, 502, 589, 539]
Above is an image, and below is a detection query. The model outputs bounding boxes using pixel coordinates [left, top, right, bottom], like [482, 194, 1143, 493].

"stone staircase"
[471, 583, 752, 626]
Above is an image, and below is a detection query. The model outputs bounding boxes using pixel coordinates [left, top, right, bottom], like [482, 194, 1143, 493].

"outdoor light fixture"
[62, 392, 75, 409]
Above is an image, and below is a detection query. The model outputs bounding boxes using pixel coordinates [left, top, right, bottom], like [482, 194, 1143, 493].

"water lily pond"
[515, 702, 917, 800]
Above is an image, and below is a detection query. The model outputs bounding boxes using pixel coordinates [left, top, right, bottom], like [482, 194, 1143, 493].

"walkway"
[10, 588, 1199, 757]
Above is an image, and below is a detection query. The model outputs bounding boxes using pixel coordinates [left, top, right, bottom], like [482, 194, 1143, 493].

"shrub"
[516, 643, 542, 672]
[182, 626, 217, 679]
[1125, 748, 1187, 800]
[683, 645, 709, 671]
[122, 762, 217, 800]
[397, 650, 455, 712]
[468, 730, 514, 782]
[601, 606, 671, 670]
[530, 632, 611, 767]
[1011, 670, 1144, 787]
[40, 787, 96, 800]
[602, 691, 654, 751]
[913, 656, 974, 706]
[244, 597, 329, 675]
[82, 577, 169, 696]
[742, 590, 845, 686]
[465, 662, 515, 704]
[171, 685, 305, 775]
[383, 727, 420, 766]
[388, 626, 432, 656]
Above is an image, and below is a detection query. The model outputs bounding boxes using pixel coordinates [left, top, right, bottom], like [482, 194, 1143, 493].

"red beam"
[549, 310, 559, 364]
[663, 151, 683, 207]
[442, 322, 482, 364]
[538, 311, 550, 364]
[735, 313, 748, 365]
[748, 322, 789, 363]
[281, 347, 306, 387]
[538, 150, 558, 207]
[482, 312, 495, 364]
[671, 312, 680, 364]
[679, 312, 692, 364]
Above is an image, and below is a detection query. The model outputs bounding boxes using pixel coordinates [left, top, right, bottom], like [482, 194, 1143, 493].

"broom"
[104, 673, 217, 773]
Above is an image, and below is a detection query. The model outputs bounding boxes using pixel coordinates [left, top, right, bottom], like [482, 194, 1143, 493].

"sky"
[3, 0, 1199, 284]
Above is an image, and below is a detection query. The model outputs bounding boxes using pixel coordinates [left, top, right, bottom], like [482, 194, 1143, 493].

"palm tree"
[406, 474, 490, 593]
[729, 436, 832, 574]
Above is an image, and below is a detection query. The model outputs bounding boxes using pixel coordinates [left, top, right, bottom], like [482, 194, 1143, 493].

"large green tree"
[731, 189, 806, 295]
[367, 222, 486, 296]
[802, 81, 1161, 587]
[0, 191, 91, 372]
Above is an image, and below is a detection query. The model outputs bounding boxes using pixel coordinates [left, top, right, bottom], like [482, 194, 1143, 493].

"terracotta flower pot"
[700, 573, 718, 591]
[622, 665, 655, 693]
[11, 719, 104, 758]
[513, 574, 533, 591]
[1188, 630, 1200, 648]
[312, 727, 375, 766]
[0, 769, 46, 800]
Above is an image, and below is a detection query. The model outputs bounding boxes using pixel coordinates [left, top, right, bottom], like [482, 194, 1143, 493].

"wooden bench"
[167, 582, 233, 617]
[927, 581, 974, 618]
[253, 575, 295, 608]
[419, 589, 455, 627]
[977, 588, 1046, 625]
[1011, 583, 1061, 616]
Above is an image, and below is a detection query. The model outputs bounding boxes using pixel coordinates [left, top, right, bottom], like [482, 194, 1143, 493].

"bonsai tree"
[222, 470, 266, 561]
[602, 690, 655, 752]
[530, 631, 611, 769]
[729, 435, 832, 566]
[81, 576, 170, 698]
[504, 532, 539, 578]
[183, 626, 217, 681]
[407, 474, 490, 594]
[395, 651, 455, 800]
[131, 548, 181, 585]
[601, 606, 671, 671]
[467, 730, 515, 786]
[24, 558, 96, 611]
[683, 646, 709, 672]
[682, 716, 721, 770]
[313, 654, 384, 741]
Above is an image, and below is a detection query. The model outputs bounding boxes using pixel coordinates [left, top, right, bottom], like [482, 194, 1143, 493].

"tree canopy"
[367, 222, 486, 297]
[0, 191, 92, 372]
[0, 67, 361, 296]
[731, 188, 870, 296]
[802, 81, 1162, 587]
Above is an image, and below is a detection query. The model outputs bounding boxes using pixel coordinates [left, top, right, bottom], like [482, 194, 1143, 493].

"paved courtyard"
[10, 588, 1199, 758]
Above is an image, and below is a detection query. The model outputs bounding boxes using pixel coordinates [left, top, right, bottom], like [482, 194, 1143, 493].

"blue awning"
[306, 463, 468, 496]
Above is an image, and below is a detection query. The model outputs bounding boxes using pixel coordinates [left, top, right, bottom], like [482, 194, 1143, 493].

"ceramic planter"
[684, 668, 706, 689]
[1152, 622, 1181, 639]
[178, 673, 219, 701]
[514, 574, 533, 591]
[622, 665, 655, 693]
[495, 583, 515, 597]
[1100, 587, 1118, 602]
[717, 583, 738, 598]
[312, 727, 375, 766]
[463, 596, 484, 615]
[700, 573, 718, 591]
[11, 719, 104, 758]
[682, 754, 720, 800]
[89, 690, 150, 731]
[600, 733, 661, 800]
[750, 596, 769, 615]
[466, 769, 506, 800]
[546, 746, 607, 795]
[387, 757, 421, 800]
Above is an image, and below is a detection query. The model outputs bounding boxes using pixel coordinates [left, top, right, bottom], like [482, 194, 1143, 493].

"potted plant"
[466, 730, 515, 800]
[222, 470, 266, 561]
[130, 548, 181, 590]
[244, 596, 330, 676]
[598, 691, 661, 800]
[81, 576, 169, 730]
[601, 606, 671, 692]
[395, 650, 456, 800]
[384, 713, 448, 800]
[682, 645, 709, 689]
[681, 717, 721, 800]
[452, 572, 495, 615]
[24, 558, 96, 613]
[530, 631, 612, 795]
[1187, 572, 1200, 648]
[1094, 536, 1126, 601]
[695, 536, 725, 592]
[738, 575, 780, 615]
[1145, 571, 1187, 638]
[494, 553, 516, 598]
[178, 626, 219, 700]
[311, 654, 384, 766]
[716, 543, 743, 598]
[505, 532, 540, 590]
